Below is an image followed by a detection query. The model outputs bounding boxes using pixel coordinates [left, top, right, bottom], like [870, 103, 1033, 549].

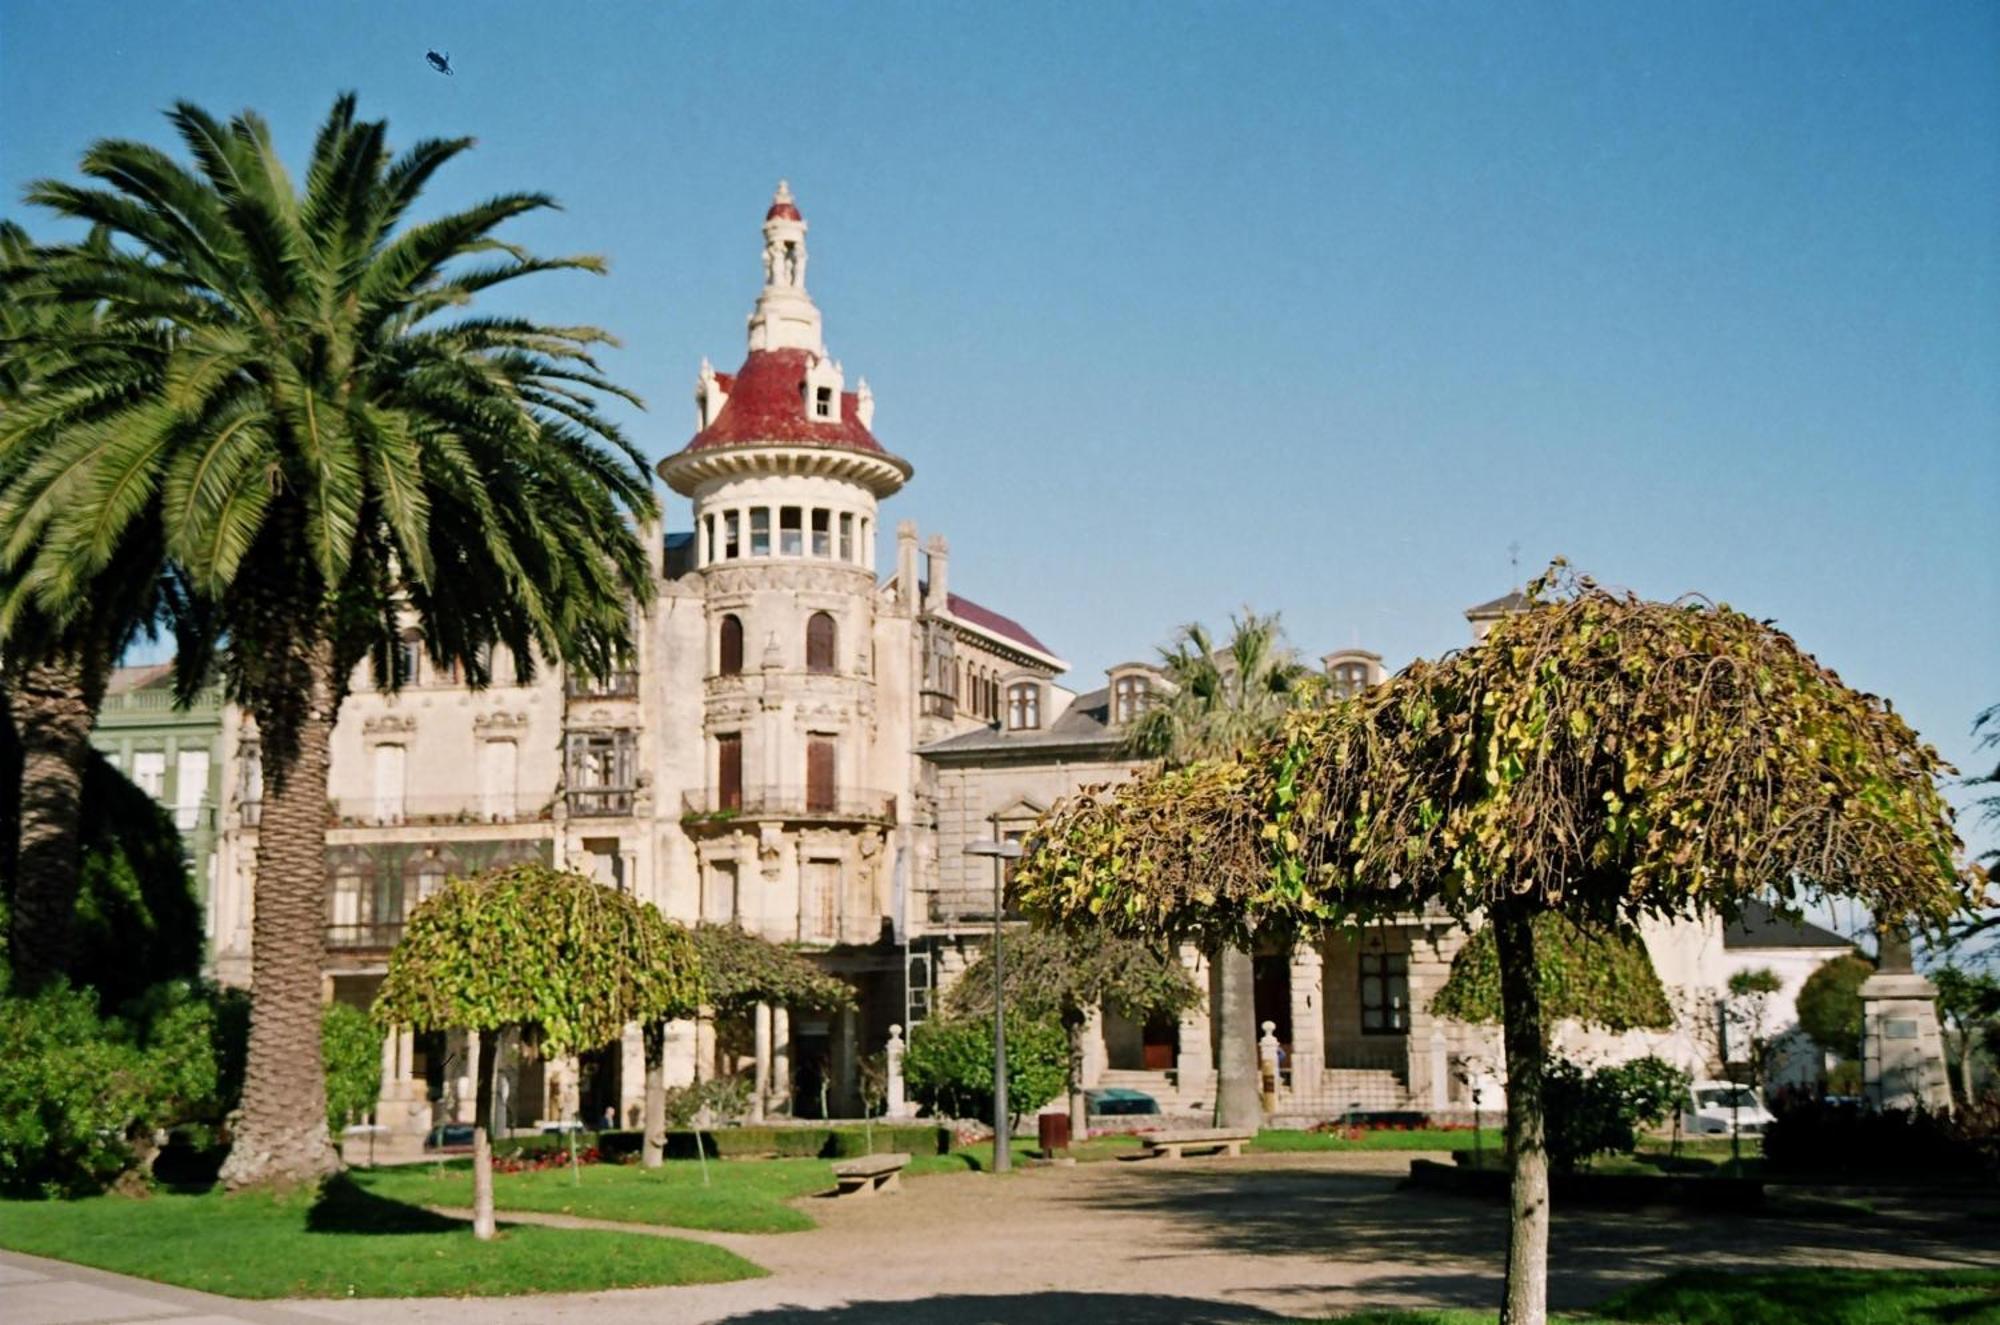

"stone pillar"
[1080, 1005, 1109, 1088]
[751, 1002, 773, 1123]
[833, 1005, 859, 1117]
[452, 1030, 477, 1123]
[1175, 945, 1214, 1101]
[694, 1012, 717, 1083]
[1288, 941, 1326, 1096]
[1429, 1025, 1449, 1114]
[1860, 926, 1950, 1110]
[771, 1006, 792, 1110]
[886, 1024, 913, 1118]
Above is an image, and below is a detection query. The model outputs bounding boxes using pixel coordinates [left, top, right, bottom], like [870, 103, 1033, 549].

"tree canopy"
[941, 925, 1199, 1029]
[1796, 952, 1874, 1061]
[690, 923, 853, 1017]
[1430, 914, 1673, 1032]
[374, 864, 699, 1055]
[1020, 565, 1977, 942]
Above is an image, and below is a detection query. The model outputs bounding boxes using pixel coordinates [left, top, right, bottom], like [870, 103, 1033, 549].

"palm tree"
[0, 221, 170, 991]
[1128, 610, 1307, 1128]
[3, 97, 658, 1187]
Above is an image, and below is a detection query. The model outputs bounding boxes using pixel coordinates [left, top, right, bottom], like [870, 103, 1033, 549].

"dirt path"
[287, 1153, 2000, 1324]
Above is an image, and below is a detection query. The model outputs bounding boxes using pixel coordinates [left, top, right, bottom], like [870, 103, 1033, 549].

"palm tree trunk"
[1494, 901, 1550, 1325]
[1213, 944, 1262, 1129]
[472, 1026, 499, 1240]
[6, 650, 99, 993]
[642, 1020, 667, 1168]
[218, 646, 341, 1190]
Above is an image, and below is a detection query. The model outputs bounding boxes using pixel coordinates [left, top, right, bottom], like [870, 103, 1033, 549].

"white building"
[203, 185, 1794, 1140]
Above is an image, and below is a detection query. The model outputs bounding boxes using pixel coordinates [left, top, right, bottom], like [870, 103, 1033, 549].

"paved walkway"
[9, 1154, 2000, 1325]
[0, 1250, 324, 1325]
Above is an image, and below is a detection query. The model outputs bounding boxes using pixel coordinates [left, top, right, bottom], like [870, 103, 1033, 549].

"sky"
[3, 1, 1996, 874]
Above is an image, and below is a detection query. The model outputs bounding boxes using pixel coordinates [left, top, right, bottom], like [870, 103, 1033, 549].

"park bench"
[1119, 1128, 1255, 1162]
[830, 1151, 910, 1197]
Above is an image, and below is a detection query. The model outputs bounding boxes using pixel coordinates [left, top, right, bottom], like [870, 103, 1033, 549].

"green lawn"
[0, 1176, 762, 1299]
[357, 1158, 834, 1233]
[1302, 1268, 2000, 1324]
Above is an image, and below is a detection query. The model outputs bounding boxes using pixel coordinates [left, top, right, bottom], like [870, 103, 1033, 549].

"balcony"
[681, 787, 896, 829]
[925, 890, 1027, 927]
[566, 670, 639, 699]
[567, 787, 637, 818]
[326, 921, 405, 952]
[239, 795, 555, 830]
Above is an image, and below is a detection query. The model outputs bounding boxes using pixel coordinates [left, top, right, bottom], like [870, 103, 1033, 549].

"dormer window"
[1006, 682, 1041, 731]
[1114, 675, 1150, 724]
[814, 386, 834, 418]
[1323, 650, 1385, 700]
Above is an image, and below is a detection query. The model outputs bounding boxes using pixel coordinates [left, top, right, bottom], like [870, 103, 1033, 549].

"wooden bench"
[830, 1152, 910, 1197]
[1118, 1128, 1255, 1162]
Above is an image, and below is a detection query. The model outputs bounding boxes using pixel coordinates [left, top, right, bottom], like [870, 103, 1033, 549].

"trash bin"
[1038, 1111, 1071, 1154]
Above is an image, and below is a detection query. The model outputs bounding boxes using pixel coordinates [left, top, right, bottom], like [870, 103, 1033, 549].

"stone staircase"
[1096, 1068, 1211, 1117]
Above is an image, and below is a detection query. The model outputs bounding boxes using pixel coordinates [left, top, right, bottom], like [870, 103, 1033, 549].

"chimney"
[924, 534, 950, 614]
[896, 521, 920, 611]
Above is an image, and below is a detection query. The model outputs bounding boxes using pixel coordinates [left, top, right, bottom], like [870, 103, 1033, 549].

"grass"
[1300, 1268, 2000, 1324]
[0, 1175, 762, 1299]
[356, 1158, 833, 1233]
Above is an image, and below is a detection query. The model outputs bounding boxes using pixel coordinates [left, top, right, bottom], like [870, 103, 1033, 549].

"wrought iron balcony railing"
[567, 787, 637, 817]
[566, 670, 639, 699]
[240, 795, 555, 829]
[326, 921, 405, 951]
[680, 787, 896, 827]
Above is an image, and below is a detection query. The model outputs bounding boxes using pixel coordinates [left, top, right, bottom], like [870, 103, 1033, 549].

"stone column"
[1428, 1025, 1449, 1113]
[1288, 941, 1326, 1099]
[1259, 1021, 1281, 1109]
[453, 1029, 477, 1123]
[886, 1024, 913, 1118]
[1080, 1005, 1109, 1088]
[1175, 944, 1214, 1102]
[751, 1002, 773, 1123]
[771, 1006, 792, 1111]
[694, 1011, 717, 1083]
[832, 1005, 860, 1117]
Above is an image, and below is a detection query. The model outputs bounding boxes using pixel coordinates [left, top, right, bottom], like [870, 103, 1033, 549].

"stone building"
[200, 184, 1768, 1141]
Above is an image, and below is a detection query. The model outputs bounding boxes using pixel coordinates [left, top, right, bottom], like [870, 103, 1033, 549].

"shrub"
[903, 1014, 1068, 1127]
[323, 1002, 384, 1133]
[1543, 1055, 1690, 1173]
[1764, 1096, 2000, 1178]
[1797, 953, 1873, 1060]
[0, 979, 233, 1195]
[659, 1123, 949, 1160]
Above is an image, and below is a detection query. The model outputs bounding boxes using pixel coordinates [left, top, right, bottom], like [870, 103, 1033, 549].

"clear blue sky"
[4, 2, 1996, 865]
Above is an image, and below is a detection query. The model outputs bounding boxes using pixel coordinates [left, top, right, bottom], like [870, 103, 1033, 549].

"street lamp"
[966, 838, 1024, 1173]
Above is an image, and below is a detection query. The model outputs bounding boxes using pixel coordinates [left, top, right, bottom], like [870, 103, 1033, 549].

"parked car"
[1086, 1087, 1161, 1117]
[1682, 1081, 1776, 1135]
[423, 1122, 476, 1151]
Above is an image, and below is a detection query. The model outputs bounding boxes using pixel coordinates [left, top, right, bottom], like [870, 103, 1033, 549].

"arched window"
[805, 611, 837, 674]
[1114, 675, 1150, 724]
[718, 614, 744, 676]
[1007, 682, 1041, 731]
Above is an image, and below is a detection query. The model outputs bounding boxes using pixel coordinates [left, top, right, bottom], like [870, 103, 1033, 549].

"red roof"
[684, 348, 884, 454]
[943, 589, 1056, 658]
[766, 200, 802, 221]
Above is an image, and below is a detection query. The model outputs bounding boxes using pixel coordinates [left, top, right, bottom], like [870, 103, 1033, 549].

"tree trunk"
[642, 1021, 667, 1169]
[1493, 902, 1550, 1325]
[218, 648, 341, 1190]
[5, 651, 98, 993]
[472, 1027, 498, 1240]
[1067, 1016, 1089, 1145]
[1213, 944, 1262, 1130]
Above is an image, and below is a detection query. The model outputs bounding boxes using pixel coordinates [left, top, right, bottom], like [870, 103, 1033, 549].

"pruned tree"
[942, 925, 1200, 1140]
[647, 923, 854, 1166]
[1431, 913, 1675, 1036]
[1798, 952, 1874, 1063]
[1929, 964, 1998, 1104]
[1724, 967, 1784, 1094]
[375, 864, 698, 1238]
[1019, 566, 1976, 1325]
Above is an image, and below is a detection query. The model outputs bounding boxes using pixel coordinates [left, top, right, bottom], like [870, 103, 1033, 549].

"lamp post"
[966, 838, 1024, 1173]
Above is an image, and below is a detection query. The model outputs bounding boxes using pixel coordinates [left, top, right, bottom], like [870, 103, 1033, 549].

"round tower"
[658, 183, 911, 961]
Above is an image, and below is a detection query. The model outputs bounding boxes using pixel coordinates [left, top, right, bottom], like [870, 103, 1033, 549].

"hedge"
[492, 1123, 951, 1163]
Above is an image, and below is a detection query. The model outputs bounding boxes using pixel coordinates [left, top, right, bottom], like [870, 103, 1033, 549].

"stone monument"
[1859, 922, 1951, 1110]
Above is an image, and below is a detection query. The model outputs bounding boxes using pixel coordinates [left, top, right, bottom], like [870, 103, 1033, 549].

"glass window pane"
[779, 507, 802, 556]
[811, 509, 831, 557]
[750, 509, 770, 556]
